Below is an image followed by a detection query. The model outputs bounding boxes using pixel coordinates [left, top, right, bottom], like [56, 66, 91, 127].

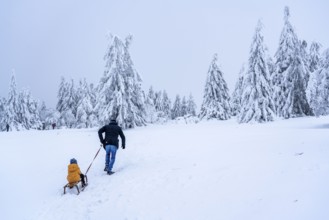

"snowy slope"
[1, 117, 329, 220]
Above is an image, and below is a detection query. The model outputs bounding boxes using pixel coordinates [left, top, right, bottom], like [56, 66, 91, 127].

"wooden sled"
[63, 175, 88, 195]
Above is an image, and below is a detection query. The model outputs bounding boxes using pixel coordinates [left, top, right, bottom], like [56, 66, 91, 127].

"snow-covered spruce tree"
[75, 79, 86, 128]
[39, 101, 55, 128]
[5, 71, 21, 130]
[145, 86, 164, 123]
[144, 89, 157, 123]
[171, 95, 182, 119]
[231, 64, 245, 116]
[309, 41, 322, 73]
[17, 88, 42, 129]
[0, 97, 6, 131]
[89, 83, 97, 108]
[154, 90, 163, 112]
[238, 20, 275, 123]
[187, 94, 197, 116]
[96, 34, 146, 129]
[75, 79, 98, 128]
[39, 101, 47, 123]
[162, 90, 172, 119]
[181, 96, 188, 116]
[64, 79, 77, 128]
[199, 54, 231, 120]
[272, 7, 312, 118]
[147, 86, 156, 106]
[145, 88, 171, 123]
[307, 49, 329, 116]
[86, 81, 98, 127]
[56, 77, 67, 115]
[56, 77, 76, 128]
[2, 71, 42, 130]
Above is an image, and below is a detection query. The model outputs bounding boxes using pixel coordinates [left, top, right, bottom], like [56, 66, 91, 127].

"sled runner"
[63, 175, 88, 195]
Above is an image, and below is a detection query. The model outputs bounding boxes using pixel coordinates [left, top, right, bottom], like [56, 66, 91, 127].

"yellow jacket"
[67, 164, 82, 184]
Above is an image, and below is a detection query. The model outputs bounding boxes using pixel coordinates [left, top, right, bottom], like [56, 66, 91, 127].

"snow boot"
[107, 171, 115, 175]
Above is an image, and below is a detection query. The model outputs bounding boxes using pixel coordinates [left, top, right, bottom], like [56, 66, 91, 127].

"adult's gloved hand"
[101, 141, 106, 149]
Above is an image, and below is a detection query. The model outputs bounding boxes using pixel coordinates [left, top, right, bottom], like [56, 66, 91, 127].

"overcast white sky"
[1, 0, 328, 108]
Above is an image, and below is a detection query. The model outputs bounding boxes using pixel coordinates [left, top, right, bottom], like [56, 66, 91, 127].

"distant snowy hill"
[1, 116, 329, 220]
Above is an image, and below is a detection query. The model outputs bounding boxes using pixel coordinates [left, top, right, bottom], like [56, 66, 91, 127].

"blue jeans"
[105, 145, 117, 172]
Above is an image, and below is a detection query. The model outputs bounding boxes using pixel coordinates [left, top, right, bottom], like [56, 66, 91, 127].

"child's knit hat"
[70, 158, 77, 164]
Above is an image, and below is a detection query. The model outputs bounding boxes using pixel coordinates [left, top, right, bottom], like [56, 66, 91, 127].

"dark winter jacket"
[98, 120, 125, 148]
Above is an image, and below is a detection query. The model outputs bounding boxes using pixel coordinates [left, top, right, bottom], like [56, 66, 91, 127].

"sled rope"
[85, 145, 102, 175]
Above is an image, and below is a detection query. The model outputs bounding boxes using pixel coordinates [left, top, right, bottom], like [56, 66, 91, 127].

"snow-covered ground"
[1, 116, 329, 220]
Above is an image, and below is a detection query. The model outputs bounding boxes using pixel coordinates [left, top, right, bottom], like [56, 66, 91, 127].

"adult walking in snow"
[6, 124, 9, 132]
[98, 118, 125, 175]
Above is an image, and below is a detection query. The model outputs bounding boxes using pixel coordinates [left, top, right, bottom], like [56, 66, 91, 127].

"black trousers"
[80, 174, 86, 185]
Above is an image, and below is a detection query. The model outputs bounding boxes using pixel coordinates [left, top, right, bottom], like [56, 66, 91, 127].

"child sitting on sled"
[67, 158, 86, 187]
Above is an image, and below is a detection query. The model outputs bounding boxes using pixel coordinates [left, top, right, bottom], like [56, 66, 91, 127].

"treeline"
[0, 34, 198, 131]
[1, 6, 328, 131]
